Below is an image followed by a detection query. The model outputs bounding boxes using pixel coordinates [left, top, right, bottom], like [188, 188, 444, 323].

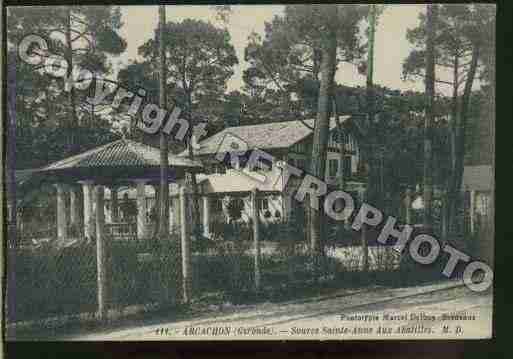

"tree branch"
[408, 71, 454, 86]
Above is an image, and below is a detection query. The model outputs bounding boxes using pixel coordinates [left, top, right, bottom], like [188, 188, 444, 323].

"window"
[210, 198, 223, 212]
[343, 156, 352, 176]
[259, 198, 269, 211]
[214, 163, 226, 174]
[255, 160, 272, 173]
[330, 132, 338, 146]
[331, 130, 347, 146]
[293, 142, 306, 153]
[329, 159, 338, 178]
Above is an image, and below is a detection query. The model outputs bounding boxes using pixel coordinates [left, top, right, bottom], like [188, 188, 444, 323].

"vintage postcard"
[3, 4, 494, 341]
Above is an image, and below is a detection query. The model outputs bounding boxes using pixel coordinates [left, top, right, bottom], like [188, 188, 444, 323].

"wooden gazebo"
[30, 138, 202, 240]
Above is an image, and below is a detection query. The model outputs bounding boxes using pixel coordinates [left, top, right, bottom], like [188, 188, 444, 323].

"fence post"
[360, 189, 369, 273]
[95, 185, 108, 320]
[179, 186, 191, 304]
[469, 190, 476, 235]
[404, 188, 412, 225]
[251, 188, 261, 293]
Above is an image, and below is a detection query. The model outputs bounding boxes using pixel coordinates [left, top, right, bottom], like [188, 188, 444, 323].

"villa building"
[172, 116, 368, 237]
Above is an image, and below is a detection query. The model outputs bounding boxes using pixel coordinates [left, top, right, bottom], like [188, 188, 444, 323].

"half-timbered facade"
[176, 116, 367, 236]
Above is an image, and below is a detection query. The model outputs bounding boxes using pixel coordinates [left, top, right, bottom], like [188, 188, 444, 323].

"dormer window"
[213, 163, 226, 174]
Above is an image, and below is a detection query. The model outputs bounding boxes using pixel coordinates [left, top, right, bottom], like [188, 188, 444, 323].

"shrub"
[226, 197, 244, 221]
[192, 239, 253, 297]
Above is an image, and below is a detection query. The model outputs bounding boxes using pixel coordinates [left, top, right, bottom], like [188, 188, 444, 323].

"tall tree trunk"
[186, 92, 201, 240]
[333, 99, 347, 240]
[422, 4, 437, 229]
[158, 5, 170, 239]
[361, 4, 377, 272]
[485, 31, 495, 265]
[450, 53, 460, 180]
[312, 48, 322, 82]
[45, 87, 52, 124]
[453, 43, 480, 204]
[447, 42, 480, 240]
[309, 5, 338, 264]
[442, 52, 460, 241]
[334, 99, 345, 191]
[65, 7, 79, 154]
[7, 55, 17, 323]
[7, 56, 17, 247]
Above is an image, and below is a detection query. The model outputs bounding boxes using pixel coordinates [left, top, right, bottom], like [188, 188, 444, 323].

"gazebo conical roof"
[32, 139, 202, 186]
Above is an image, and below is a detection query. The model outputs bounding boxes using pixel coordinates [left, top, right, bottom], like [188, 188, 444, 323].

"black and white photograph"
[3, 3, 495, 342]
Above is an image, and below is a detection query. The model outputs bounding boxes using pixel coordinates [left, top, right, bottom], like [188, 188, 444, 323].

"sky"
[115, 5, 427, 94]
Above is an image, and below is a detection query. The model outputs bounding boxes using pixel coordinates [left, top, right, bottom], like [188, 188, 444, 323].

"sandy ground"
[55, 280, 492, 341]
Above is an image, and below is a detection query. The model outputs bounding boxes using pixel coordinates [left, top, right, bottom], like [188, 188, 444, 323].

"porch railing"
[105, 222, 138, 241]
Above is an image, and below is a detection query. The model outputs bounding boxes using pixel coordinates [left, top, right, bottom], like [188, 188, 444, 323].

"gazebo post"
[55, 183, 69, 240]
[69, 185, 80, 232]
[80, 180, 96, 240]
[202, 195, 211, 238]
[135, 180, 148, 240]
[153, 183, 160, 208]
[169, 192, 175, 233]
[171, 195, 180, 233]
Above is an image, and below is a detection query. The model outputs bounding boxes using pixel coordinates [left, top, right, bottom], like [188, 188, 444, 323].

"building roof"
[180, 116, 353, 157]
[197, 169, 284, 194]
[462, 165, 493, 191]
[41, 139, 202, 171]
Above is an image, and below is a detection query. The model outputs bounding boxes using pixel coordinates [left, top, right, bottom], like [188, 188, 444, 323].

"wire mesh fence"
[8, 200, 474, 328]
[7, 243, 98, 324]
[189, 219, 407, 304]
[108, 238, 181, 309]
[6, 236, 182, 326]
